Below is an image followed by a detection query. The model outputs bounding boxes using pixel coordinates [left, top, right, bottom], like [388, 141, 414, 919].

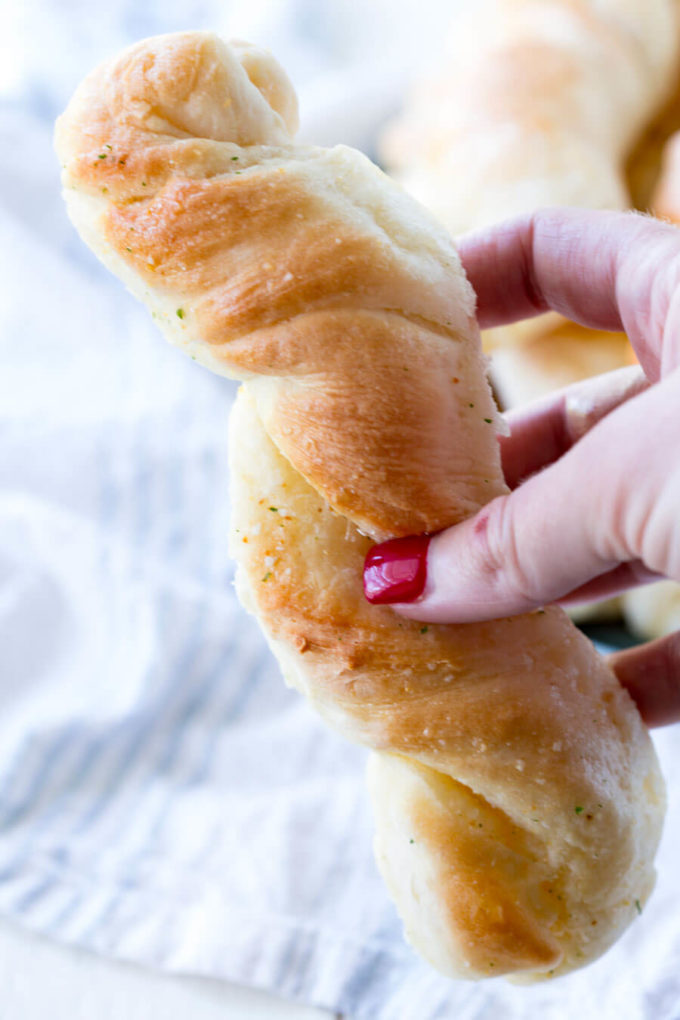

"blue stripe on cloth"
[105, 630, 267, 875]
[0, 724, 91, 831]
[60, 397, 219, 855]
[0, 380, 230, 865]
[0, 378, 271, 947]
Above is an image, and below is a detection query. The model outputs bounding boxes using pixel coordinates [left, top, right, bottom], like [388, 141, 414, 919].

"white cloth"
[1, 2, 679, 1018]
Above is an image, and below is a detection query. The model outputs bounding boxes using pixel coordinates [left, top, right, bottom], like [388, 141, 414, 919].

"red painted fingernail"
[363, 534, 430, 605]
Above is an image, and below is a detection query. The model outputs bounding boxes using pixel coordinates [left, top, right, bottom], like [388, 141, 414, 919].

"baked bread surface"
[56, 31, 665, 981]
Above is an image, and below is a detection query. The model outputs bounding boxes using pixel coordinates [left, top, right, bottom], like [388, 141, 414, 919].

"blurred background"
[1, 1, 679, 1018]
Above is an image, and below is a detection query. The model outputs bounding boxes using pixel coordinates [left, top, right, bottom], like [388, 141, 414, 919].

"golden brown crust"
[409, 782, 563, 973]
[57, 30, 665, 981]
[229, 390, 663, 979]
[56, 31, 504, 539]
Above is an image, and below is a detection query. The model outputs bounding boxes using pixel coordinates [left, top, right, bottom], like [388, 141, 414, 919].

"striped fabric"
[2, 1, 680, 1017]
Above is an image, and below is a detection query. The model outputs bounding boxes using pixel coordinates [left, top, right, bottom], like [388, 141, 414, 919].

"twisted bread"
[56, 32, 665, 981]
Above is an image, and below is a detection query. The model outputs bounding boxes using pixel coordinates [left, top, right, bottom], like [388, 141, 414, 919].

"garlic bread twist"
[56, 31, 665, 980]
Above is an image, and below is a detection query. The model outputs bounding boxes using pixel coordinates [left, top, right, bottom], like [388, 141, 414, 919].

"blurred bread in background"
[382, 0, 680, 638]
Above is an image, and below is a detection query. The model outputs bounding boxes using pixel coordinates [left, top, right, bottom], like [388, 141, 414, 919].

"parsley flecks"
[176, 308, 185, 319]
[269, 507, 278, 512]
[575, 806, 584, 814]
[231, 155, 239, 161]
[483, 418, 493, 423]
[420, 626, 428, 634]
[635, 899, 642, 914]
[262, 571, 272, 582]
[468, 402, 475, 408]
[409, 838, 415, 844]
[97, 153, 107, 159]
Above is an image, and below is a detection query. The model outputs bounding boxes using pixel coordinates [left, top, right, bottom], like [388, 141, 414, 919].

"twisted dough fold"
[56, 31, 665, 980]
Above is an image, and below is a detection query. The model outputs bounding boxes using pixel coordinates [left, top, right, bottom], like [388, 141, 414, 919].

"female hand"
[364, 208, 680, 726]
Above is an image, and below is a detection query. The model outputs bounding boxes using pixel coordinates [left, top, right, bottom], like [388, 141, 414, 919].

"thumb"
[378, 477, 617, 624]
[363, 376, 678, 623]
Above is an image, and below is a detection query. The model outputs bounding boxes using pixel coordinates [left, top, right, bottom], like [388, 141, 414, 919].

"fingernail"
[363, 534, 430, 605]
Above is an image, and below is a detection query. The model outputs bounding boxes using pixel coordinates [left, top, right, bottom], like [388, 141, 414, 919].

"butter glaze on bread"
[55, 32, 505, 541]
[56, 31, 665, 980]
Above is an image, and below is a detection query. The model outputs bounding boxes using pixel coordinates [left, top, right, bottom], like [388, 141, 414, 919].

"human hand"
[364, 208, 680, 725]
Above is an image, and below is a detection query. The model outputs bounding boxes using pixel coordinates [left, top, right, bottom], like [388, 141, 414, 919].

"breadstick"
[56, 31, 665, 980]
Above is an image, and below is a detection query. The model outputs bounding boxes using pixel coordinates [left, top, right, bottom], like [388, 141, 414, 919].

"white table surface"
[0, 914, 338, 1020]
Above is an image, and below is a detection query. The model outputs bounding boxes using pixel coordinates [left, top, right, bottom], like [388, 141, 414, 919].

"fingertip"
[457, 214, 547, 329]
[421, 513, 536, 623]
[609, 631, 680, 728]
[386, 506, 544, 625]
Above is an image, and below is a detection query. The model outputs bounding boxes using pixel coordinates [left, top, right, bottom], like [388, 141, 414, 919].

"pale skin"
[393, 208, 680, 727]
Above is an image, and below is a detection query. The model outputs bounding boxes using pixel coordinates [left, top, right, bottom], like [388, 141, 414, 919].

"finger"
[458, 208, 680, 380]
[385, 374, 679, 623]
[608, 631, 680, 727]
[500, 364, 648, 489]
[556, 563, 664, 607]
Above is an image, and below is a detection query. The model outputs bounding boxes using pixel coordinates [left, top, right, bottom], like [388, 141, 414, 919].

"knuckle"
[474, 497, 538, 607]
